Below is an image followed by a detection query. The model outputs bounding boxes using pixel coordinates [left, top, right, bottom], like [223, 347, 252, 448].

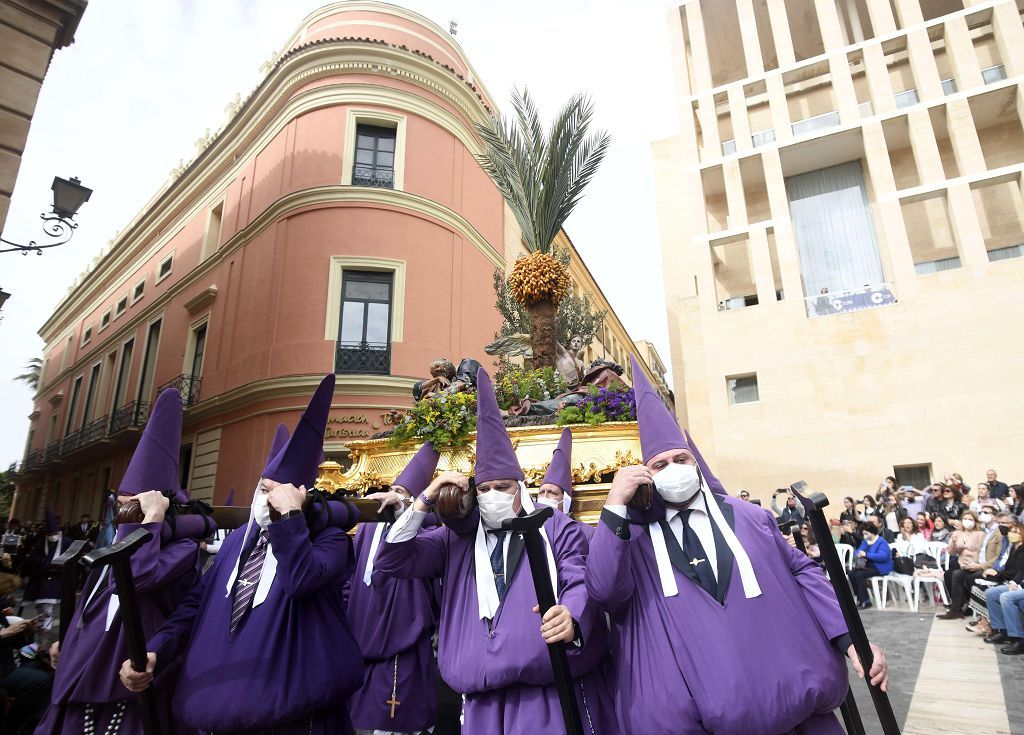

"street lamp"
[0, 175, 93, 255]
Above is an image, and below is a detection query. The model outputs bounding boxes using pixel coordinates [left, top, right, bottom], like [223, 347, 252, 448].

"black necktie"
[678, 510, 718, 599]
[488, 530, 507, 603]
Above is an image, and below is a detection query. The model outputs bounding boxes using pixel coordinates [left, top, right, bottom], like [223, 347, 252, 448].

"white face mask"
[653, 462, 702, 505]
[962, 518, 976, 530]
[46, 534, 60, 543]
[535, 496, 561, 510]
[477, 489, 517, 530]
[252, 492, 272, 529]
[978, 512, 993, 523]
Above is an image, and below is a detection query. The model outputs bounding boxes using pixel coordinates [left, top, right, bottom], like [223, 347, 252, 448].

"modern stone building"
[12, 2, 663, 522]
[653, 0, 1024, 498]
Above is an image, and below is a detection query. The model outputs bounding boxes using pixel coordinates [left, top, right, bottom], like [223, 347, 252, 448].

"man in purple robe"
[122, 375, 364, 734]
[20, 508, 70, 631]
[374, 368, 615, 734]
[347, 442, 441, 735]
[535, 429, 592, 540]
[585, 356, 889, 735]
[37, 388, 207, 735]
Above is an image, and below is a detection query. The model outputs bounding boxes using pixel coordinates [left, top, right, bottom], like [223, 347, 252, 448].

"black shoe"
[936, 610, 965, 620]
[858, 601, 873, 610]
[1000, 639, 1024, 655]
[985, 631, 1008, 644]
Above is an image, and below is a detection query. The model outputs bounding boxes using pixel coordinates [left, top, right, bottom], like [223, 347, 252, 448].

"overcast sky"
[0, 0, 678, 467]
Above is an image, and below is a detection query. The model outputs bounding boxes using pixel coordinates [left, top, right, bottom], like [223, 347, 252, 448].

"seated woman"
[893, 517, 928, 571]
[942, 511, 984, 615]
[916, 512, 934, 540]
[981, 523, 1024, 655]
[930, 515, 952, 544]
[848, 525, 893, 610]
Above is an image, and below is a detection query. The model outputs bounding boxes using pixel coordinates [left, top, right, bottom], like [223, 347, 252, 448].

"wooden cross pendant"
[386, 695, 400, 718]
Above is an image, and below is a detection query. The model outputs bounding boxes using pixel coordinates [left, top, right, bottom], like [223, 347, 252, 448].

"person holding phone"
[585, 357, 887, 735]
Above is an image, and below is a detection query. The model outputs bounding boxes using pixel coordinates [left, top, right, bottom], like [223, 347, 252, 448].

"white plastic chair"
[925, 541, 950, 570]
[869, 576, 888, 608]
[882, 574, 918, 612]
[914, 574, 949, 609]
[837, 543, 854, 571]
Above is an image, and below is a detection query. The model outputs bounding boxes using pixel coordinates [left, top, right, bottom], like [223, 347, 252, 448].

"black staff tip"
[503, 506, 554, 533]
[82, 528, 152, 570]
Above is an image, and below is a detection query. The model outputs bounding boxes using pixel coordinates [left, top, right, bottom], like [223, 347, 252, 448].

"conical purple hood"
[473, 367, 523, 483]
[542, 428, 574, 495]
[118, 388, 185, 502]
[393, 442, 440, 495]
[261, 423, 290, 477]
[45, 507, 59, 533]
[685, 429, 727, 495]
[263, 375, 334, 489]
[631, 355, 687, 464]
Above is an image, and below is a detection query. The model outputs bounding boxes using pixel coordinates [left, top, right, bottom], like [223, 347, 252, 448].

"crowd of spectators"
[755, 469, 1024, 658]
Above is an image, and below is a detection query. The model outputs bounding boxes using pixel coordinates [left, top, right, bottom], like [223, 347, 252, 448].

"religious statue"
[412, 358, 457, 401]
[483, 333, 586, 388]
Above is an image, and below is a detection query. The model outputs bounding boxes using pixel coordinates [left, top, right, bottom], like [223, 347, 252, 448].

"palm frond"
[475, 87, 610, 254]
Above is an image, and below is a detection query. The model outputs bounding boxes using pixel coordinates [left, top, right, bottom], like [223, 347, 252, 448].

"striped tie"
[230, 530, 269, 634]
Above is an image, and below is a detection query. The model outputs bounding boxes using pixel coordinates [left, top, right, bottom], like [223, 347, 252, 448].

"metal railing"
[157, 374, 202, 405]
[60, 416, 109, 454]
[804, 282, 897, 318]
[109, 400, 151, 434]
[335, 342, 391, 375]
[791, 110, 840, 137]
[352, 166, 394, 189]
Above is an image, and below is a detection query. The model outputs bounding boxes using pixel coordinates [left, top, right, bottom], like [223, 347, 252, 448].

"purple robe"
[346, 521, 439, 732]
[148, 513, 363, 733]
[586, 496, 849, 735]
[36, 522, 202, 735]
[374, 509, 617, 734]
[22, 535, 71, 601]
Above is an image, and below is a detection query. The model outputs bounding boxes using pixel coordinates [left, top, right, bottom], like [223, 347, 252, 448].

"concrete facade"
[654, 0, 1024, 500]
[12, 2, 663, 522]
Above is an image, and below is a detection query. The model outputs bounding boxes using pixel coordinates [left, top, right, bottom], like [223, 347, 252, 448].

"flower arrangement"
[556, 384, 636, 426]
[493, 362, 567, 410]
[388, 391, 478, 450]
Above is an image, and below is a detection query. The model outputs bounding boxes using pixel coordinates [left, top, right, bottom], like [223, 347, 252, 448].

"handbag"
[893, 556, 915, 575]
[913, 553, 936, 569]
[854, 556, 868, 571]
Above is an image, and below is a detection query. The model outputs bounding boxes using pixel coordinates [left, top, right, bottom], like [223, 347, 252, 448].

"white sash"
[363, 523, 386, 586]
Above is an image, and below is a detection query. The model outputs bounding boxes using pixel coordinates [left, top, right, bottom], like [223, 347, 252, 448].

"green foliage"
[493, 364, 567, 410]
[388, 391, 477, 450]
[475, 88, 611, 254]
[0, 471, 13, 519]
[14, 357, 42, 392]
[556, 383, 636, 427]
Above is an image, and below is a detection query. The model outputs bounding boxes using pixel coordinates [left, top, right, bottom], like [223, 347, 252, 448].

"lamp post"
[0, 175, 93, 255]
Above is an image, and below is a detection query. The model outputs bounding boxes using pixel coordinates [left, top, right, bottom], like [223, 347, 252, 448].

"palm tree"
[14, 357, 42, 392]
[475, 89, 610, 368]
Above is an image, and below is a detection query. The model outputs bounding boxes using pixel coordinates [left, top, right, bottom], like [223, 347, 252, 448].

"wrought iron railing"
[44, 441, 61, 463]
[22, 449, 43, 471]
[352, 166, 394, 189]
[109, 400, 151, 434]
[335, 342, 391, 375]
[157, 374, 202, 405]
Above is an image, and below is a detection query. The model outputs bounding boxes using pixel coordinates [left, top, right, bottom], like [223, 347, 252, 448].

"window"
[988, 244, 1023, 261]
[352, 124, 396, 188]
[721, 139, 737, 156]
[100, 310, 111, 331]
[136, 320, 162, 403]
[81, 362, 102, 426]
[941, 78, 958, 95]
[202, 202, 224, 260]
[751, 129, 775, 148]
[156, 253, 173, 283]
[189, 324, 207, 379]
[791, 111, 840, 137]
[981, 65, 1007, 84]
[894, 465, 931, 490]
[65, 376, 83, 435]
[726, 374, 759, 405]
[179, 442, 193, 493]
[81, 326, 92, 346]
[336, 271, 392, 374]
[111, 339, 134, 410]
[115, 295, 128, 318]
[914, 256, 961, 274]
[181, 321, 207, 405]
[894, 89, 919, 108]
[131, 279, 146, 304]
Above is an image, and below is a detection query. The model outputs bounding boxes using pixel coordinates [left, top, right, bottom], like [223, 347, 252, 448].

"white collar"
[666, 495, 708, 524]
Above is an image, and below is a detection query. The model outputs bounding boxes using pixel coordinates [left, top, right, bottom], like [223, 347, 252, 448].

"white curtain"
[785, 161, 884, 297]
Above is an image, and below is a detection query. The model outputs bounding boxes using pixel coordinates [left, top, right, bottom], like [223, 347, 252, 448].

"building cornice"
[40, 38, 494, 339]
[181, 373, 417, 426]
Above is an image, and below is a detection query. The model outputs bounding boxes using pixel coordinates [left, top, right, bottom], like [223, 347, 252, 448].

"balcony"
[804, 283, 897, 318]
[352, 166, 394, 189]
[791, 111, 840, 137]
[60, 416, 109, 455]
[109, 400, 151, 434]
[157, 374, 202, 405]
[335, 342, 390, 375]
